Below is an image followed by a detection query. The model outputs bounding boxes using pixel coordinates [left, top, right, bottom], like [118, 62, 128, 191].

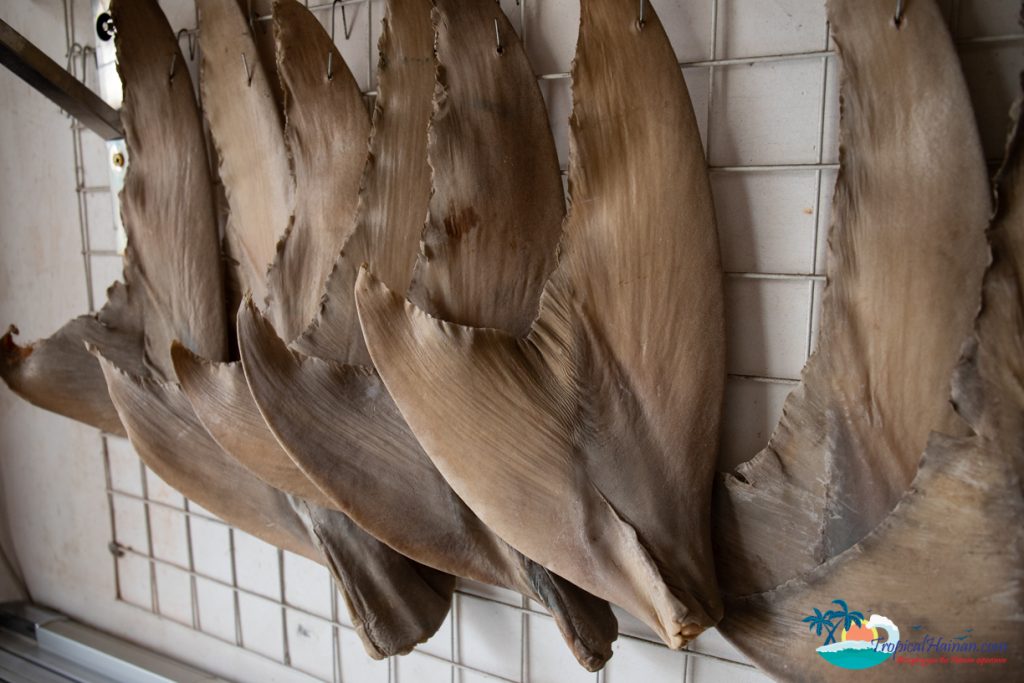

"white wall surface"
[0, 1, 1019, 682]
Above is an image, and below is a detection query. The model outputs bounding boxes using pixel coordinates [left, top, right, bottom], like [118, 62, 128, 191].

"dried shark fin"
[291, 0, 435, 365]
[170, 342, 335, 509]
[263, 0, 370, 342]
[298, 501, 455, 659]
[714, 0, 991, 597]
[114, 0, 228, 373]
[197, 0, 292, 316]
[95, 350, 317, 559]
[356, 0, 724, 649]
[404, 0, 563, 334]
[96, 349, 455, 657]
[1, 279, 145, 437]
[239, 301, 616, 670]
[1, 0, 224, 433]
[718, 87, 1024, 681]
[240, 0, 616, 668]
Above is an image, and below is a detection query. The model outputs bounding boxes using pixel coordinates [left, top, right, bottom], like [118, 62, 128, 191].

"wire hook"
[242, 53, 254, 87]
[175, 28, 195, 61]
[494, 18, 503, 54]
[247, 0, 255, 34]
[169, 52, 178, 84]
[638, 0, 647, 29]
[327, 1, 354, 81]
[340, 2, 355, 40]
[894, 0, 905, 27]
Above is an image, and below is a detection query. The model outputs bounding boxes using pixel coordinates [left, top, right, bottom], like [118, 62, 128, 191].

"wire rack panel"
[56, 0, 1024, 681]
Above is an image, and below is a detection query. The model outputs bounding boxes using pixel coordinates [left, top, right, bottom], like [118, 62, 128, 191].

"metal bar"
[806, 22, 833, 360]
[278, 549, 291, 666]
[729, 373, 800, 386]
[138, 462, 160, 616]
[100, 438, 121, 602]
[0, 18, 122, 140]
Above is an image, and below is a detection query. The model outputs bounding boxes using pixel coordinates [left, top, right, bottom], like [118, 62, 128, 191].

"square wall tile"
[717, 0, 828, 59]
[155, 562, 193, 626]
[85, 194, 117, 252]
[709, 58, 828, 167]
[284, 552, 333, 620]
[683, 66, 711, 152]
[689, 627, 753, 665]
[605, 635, 684, 683]
[340, 628, 389, 683]
[234, 530, 282, 600]
[238, 592, 284, 662]
[195, 576, 237, 643]
[107, 437, 142, 496]
[808, 279, 824, 355]
[524, 0, 580, 75]
[334, 577, 354, 629]
[418, 611, 454, 660]
[458, 593, 522, 681]
[712, 170, 819, 274]
[286, 609, 334, 682]
[820, 56, 839, 165]
[146, 467, 185, 509]
[719, 377, 793, 472]
[815, 168, 838, 275]
[725, 278, 812, 380]
[112, 497, 149, 553]
[539, 76, 572, 170]
[656, 0, 715, 63]
[88, 254, 123, 306]
[525, 613, 592, 683]
[395, 650, 452, 683]
[686, 657, 771, 683]
[611, 605, 660, 642]
[189, 516, 233, 584]
[149, 504, 189, 566]
[116, 552, 152, 611]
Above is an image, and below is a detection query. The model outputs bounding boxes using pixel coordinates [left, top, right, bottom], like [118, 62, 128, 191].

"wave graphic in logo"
[816, 614, 899, 670]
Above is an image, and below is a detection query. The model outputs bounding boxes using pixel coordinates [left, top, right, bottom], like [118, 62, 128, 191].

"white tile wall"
[2, 1, 1019, 682]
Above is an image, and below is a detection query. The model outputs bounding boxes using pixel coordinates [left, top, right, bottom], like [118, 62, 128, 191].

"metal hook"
[494, 18, 503, 54]
[247, 0, 255, 33]
[242, 53, 254, 87]
[638, 0, 646, 29]
[341, 4, 355, 40]
[169, 52, 178, 84]
[328, 1, 355, 81]
[894, 0, 905, 27]
[175, 28, 195, 61]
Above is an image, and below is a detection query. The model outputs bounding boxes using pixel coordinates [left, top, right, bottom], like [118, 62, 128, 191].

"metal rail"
[0, 17, 122, 140]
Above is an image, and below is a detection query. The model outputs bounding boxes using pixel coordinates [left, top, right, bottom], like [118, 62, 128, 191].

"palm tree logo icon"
[803, 599, 899, 670]
[803, 599, 866, 645]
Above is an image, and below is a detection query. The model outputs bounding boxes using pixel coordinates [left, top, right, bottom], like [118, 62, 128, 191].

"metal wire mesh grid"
[55, 0, 1023, 681]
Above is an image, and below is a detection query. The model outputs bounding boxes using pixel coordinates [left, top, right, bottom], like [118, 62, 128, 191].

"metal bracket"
[0, 18, 123, 140]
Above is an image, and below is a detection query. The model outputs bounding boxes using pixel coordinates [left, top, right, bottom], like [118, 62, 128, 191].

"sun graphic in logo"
[841, 622, 879, 644]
